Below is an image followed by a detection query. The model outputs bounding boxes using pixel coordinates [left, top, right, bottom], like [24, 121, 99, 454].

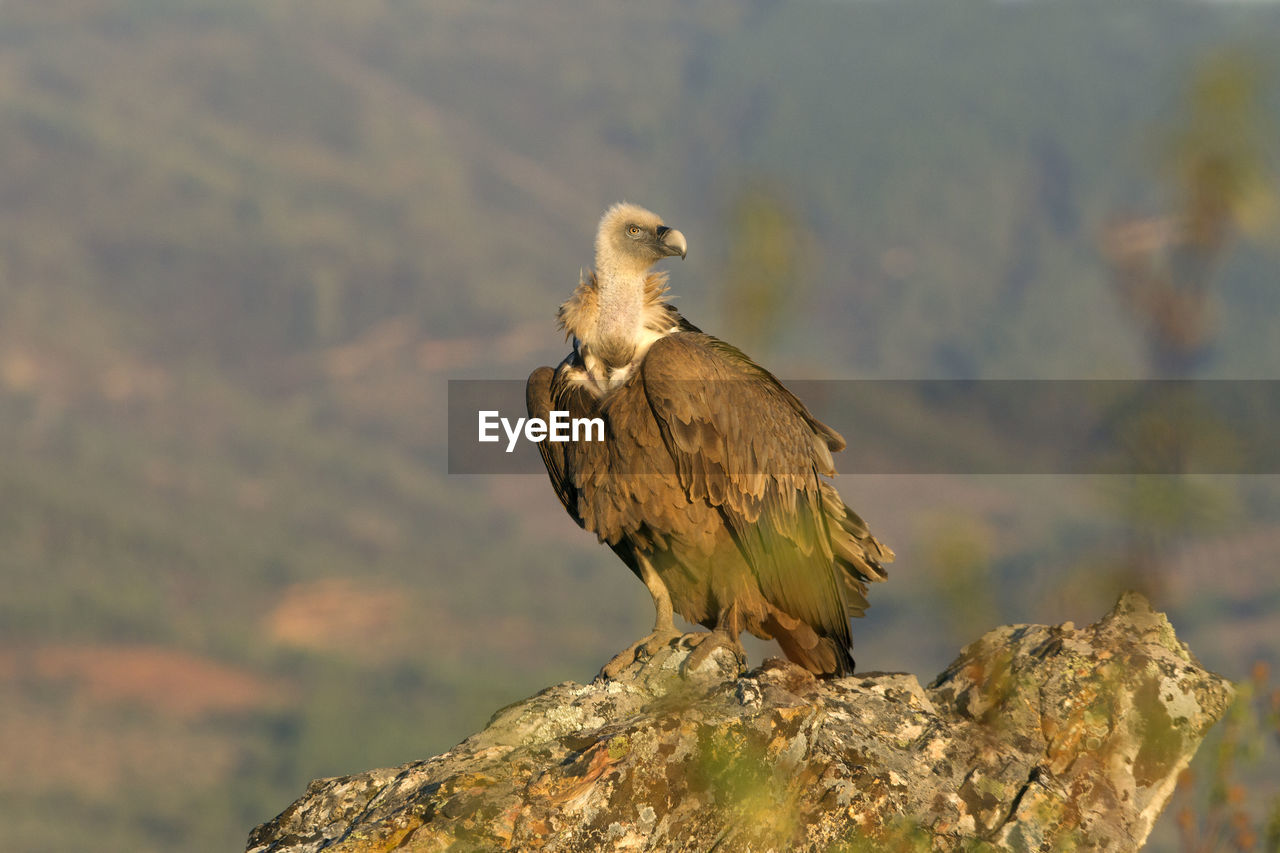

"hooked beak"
[656, 225, 687, 259]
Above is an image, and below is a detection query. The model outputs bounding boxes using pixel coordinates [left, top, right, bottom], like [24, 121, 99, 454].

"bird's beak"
[656, 225, 687, 259]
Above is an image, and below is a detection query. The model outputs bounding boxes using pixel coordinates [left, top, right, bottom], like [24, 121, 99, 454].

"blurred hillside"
[1, 1, 1278, 851]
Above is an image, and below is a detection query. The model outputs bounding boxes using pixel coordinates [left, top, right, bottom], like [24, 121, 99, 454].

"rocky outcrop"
[247, 593, 1233, 852]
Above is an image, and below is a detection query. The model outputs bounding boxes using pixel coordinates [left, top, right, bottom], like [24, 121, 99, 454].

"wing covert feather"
[640, 333, 851, 643]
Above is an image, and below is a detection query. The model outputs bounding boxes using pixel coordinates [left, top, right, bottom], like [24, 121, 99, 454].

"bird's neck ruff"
[558, 268, 678, 392]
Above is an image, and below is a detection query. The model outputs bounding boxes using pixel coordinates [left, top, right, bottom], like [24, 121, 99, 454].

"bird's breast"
[573, 328, 675, 399]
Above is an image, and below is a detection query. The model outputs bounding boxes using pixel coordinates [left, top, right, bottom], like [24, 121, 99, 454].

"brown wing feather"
[529, 360, 656, 583]
[640, 333, 857, 653]
[526, 366, 576, 515]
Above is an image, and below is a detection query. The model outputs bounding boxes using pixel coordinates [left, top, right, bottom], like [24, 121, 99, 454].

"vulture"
[527, 203, 892, 677]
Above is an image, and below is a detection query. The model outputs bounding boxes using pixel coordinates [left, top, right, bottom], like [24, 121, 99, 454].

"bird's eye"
[628, 225, 642, 236]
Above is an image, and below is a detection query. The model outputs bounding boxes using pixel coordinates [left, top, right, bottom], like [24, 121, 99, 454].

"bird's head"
[595, 202, 687, 276]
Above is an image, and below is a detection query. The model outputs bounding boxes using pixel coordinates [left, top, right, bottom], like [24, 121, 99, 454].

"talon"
[680, 630, 747, 677]
[597, 628, 683, 680]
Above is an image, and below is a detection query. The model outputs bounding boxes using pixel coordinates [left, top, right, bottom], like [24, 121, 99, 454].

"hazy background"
[1, 1, 1278, 850]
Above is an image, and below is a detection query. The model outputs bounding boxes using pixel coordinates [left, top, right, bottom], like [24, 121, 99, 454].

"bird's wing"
[640, 332, 852, 645]
[527, 364, 579, 516]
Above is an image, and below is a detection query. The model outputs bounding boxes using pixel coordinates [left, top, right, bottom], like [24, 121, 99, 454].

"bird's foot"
[597, 627, 685, 680]
[679, 630, 747, 678]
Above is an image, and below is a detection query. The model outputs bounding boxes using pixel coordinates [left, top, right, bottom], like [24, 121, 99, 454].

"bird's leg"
[597, 557, 683, 680]
[639, 554, 677, 636]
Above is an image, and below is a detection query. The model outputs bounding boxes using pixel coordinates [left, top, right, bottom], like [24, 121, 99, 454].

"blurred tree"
[1104, 50, 1277, 378]
[1099, 48, 1277, 598]
[918, 513, 996, 646]
[1169, 53, 1278, 254]
[720, 183, 808, 356]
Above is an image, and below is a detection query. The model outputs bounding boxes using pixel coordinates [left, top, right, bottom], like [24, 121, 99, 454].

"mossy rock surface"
[248, 594, 1233, 853]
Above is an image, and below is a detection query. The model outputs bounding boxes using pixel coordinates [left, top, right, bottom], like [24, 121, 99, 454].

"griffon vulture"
[527, 203, 892, 677]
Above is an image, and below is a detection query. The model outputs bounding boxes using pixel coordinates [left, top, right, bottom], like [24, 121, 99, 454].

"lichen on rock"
[247, 594, 1233, 853]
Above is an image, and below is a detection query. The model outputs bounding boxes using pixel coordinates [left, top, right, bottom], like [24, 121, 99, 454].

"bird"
[527, 203, 892, 678]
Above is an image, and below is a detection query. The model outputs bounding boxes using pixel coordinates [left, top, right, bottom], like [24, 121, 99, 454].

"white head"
[594, 202, 687, 280]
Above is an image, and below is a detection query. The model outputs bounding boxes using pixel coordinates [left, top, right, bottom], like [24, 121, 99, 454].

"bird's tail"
[764, 606, 857, 677]
[820, 483, 893, 619]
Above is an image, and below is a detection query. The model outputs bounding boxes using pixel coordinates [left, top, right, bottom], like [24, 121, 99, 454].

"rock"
[247, 593, 1233, 852]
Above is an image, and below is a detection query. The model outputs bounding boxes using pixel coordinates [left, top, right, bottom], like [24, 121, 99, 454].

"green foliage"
[690, 722, 804, 849]
[830, 818, 935, 853]
[918, 513, 997, 645]
[1165, 50, 1278, 243]
[1173, 662, 1280, 852]
[720, 182, 808, 355]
